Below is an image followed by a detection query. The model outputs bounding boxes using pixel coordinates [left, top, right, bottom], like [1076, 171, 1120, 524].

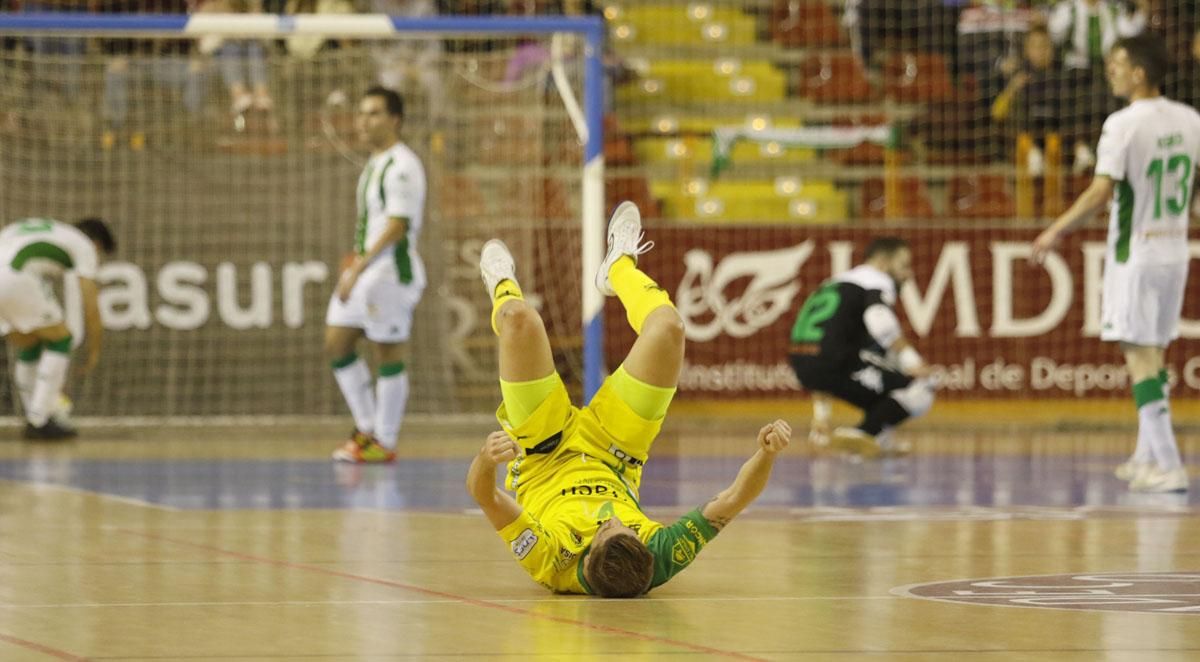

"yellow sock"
[610, 256, 674, 334]
[491, 279, 524, 335]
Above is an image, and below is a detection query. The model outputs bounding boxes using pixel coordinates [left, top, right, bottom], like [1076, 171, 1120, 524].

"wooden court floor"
[0, 417, 1198, 661]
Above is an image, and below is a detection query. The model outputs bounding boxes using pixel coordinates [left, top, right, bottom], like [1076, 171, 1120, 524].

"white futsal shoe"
[479, 239, 518, 300]
[1113, 459, 1151, 482]
[1130, 466, 1189, 493]
[595, 201, 655, 297]
[830, 427, 881, 459]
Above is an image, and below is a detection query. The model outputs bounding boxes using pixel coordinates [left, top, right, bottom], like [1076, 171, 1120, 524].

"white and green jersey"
[354, 141, 427, 286]
[0, 218, 98, 280]
[1095, 97, 1200, 266]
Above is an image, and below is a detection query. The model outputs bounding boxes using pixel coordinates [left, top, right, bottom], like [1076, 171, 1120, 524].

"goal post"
[0, 12, 607, 419]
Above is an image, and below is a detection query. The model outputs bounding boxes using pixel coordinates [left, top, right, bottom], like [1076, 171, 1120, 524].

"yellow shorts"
[495, 367, 676, 490]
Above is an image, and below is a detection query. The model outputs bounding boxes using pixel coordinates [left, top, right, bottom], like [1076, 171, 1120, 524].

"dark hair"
[1026, 25, 1050, 40]
[1115, 35, 1169, 89]
[864, 237, 909, 260]
[74, 217, 115, 255]
[589, 534, 654, 598]
[363, 85, 404, 118]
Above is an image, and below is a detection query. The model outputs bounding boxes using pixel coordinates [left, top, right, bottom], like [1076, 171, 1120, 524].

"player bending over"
[1034, 35, 1198, 493]
[0, 217, 115, 439]
[467, 201, 792, 597]
[788, 237, 935, 457]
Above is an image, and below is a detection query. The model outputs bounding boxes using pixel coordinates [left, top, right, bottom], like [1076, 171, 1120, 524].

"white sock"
[374, 363, 409, 450]
[1139, 400, 1182, 471]
[14, 356, 38, 414]
[1131, 425, 1153, 464]
[28, 350, 70, 427]
[332, 355, 376, 435]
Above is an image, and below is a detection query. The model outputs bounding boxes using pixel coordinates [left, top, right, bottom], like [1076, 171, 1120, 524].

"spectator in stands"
[1045, 1, 1146, 171]
[1165, 25, 1200, 109]
[283, 0, 355, 59]
[1047, 0, 1148, 71]
[190, 0, 275, 119]
[367, 0, 446, 118]
[992, 25, 1075, 173]
[19, 0, 92, 107]
[101, 1, 206, 149]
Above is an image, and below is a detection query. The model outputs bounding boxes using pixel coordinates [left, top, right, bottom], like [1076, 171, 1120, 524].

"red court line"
[117, 527, 765, 661]
[0, 632, 90, 661]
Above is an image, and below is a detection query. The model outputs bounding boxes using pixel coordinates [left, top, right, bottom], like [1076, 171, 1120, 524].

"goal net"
[595, 0, 1199, 426]
[0, 13, 605, 419]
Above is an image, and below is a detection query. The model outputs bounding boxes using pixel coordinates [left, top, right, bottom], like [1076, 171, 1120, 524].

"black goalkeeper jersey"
[789, 265, 898, 366]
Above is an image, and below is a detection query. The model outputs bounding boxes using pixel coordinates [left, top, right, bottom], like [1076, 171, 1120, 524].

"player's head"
[358, 86, 404, 149]
[1108, 35, 1168, 99]
[585, 516, 654, 598]
[1024, 26, 1053, 70]
[864, 237, 912, 285]
[74, 217, 115, 256]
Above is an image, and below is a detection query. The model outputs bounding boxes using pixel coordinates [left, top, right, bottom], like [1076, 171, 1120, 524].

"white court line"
[0, 596, 903, 609]
[0, 480, 179, 512]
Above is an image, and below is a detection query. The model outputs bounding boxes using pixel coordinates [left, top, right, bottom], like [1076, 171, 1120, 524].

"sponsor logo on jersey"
[607, 445, 645, 467]
[671, 538, 697, 567]
[511, 528, 538, 560]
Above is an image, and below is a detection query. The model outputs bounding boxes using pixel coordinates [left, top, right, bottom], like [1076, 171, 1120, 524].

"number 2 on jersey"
[790, 283, 840, 343]
[1146, 153, 1193, 219]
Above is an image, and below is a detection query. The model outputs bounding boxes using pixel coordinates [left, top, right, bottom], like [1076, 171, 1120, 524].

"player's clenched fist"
[757, 419, 791, 454]
[479, 430, 523, 466]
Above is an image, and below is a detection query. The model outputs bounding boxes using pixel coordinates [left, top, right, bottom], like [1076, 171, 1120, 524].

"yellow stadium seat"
[611, 5, 757, 46]
[652, 179, 849, 223]
[618, 60, 787, 104]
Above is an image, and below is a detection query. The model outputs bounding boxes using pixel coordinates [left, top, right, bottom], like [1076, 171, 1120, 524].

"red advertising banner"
[603, 227, 1200, 399]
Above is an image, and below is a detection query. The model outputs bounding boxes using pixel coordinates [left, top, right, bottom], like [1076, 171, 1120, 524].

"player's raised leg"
[480, 239, 568, 454]
[597, 201, 684, 391]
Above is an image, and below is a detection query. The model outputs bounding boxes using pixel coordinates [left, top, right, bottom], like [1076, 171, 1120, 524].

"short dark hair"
[1115, 35, 1169, 89]
[589, 533, 654, 598]
[1027, 25, 1050, 40]
[363, 86, 404, 118]
[74, 217, 115, 255]
[864, 237, 909, 261]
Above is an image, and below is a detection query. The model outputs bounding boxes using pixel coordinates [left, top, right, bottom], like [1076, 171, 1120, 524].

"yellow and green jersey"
[494, 375, 719, 594]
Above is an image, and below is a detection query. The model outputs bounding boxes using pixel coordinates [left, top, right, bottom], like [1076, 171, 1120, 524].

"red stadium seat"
[800, 52, 874, 103]
[606, 177, 661, 219]
[950, 175, 1015, 219]
[860, 177, 935, 219]
[772, 0, 846, 48]
[884, 53, 954, 103]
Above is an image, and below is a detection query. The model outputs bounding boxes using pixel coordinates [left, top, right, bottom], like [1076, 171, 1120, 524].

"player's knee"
[643, 307, 685, 352]
[496, 299, 542, 336]
[323, 336, 354, 361]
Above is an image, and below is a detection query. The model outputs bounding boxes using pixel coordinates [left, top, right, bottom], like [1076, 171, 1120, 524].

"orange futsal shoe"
[331, 429, 396, 464]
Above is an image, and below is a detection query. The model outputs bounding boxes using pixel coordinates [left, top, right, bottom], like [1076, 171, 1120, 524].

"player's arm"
[77, 276, 103, 373]
[863, 301, 928, 377]
[355, 216, 409, 268]
[466, 430, 525, 530]
[337, 216, 410, 300]
[1032, 175, 1114, 262]
[699, 420, 791, 530]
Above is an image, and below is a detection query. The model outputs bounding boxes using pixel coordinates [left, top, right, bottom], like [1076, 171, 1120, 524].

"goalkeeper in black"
[787, 237, 935, 457]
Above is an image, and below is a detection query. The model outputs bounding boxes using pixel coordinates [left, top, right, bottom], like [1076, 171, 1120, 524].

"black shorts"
[789, 352, 912, 411]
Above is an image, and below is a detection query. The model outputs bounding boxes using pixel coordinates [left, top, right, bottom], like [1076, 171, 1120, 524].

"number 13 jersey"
[1095, 96, 1200, 266]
